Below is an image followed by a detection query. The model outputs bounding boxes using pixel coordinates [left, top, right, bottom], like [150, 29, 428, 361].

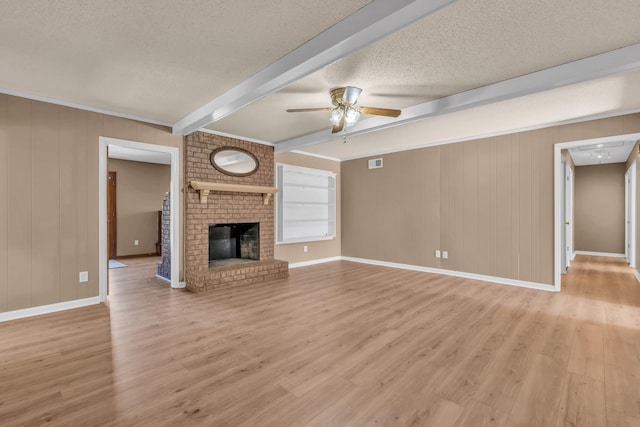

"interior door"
[107, 171, 117, 260]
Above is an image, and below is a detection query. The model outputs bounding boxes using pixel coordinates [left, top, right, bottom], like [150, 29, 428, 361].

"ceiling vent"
[368, 158, 383, 169]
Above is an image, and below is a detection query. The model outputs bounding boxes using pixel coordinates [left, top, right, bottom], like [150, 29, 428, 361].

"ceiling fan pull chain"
[343, 129, 347, 144]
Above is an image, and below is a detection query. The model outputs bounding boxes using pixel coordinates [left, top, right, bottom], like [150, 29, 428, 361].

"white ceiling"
[108, 145, 171, 165]
[568, 140, 636, 166]
[0, 0, 371, 123]
[302, 69, 640, 160]
[3, 1, 640, 160]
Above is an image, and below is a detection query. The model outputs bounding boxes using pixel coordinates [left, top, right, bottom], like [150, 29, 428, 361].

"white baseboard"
[572, 251, 576, 261]
[156, 274, 171, 283]
[341, 257, 556, 292]
[289, 256, 342, 269]
[574, 251, 626, 258]
[634, 269, 640, 284]
[0, 297, 101, 323]
[173, 281, 186, 289]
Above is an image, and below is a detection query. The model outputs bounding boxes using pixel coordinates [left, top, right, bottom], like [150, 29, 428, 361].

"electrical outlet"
[303, 245, 308, 253]
[442, 251, 448, 259]
[79, 271, 89, 282]
[435, 250, 441, 258]
[134, 240, 139, 246]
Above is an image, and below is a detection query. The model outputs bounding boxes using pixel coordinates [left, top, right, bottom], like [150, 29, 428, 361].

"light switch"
[435, 250, 441, 258]
[442, 251, 448, 259]
[79, 271, 89, 282]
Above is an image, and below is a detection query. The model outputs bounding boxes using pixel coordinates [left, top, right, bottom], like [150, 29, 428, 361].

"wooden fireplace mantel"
[190, 181, 279, 205]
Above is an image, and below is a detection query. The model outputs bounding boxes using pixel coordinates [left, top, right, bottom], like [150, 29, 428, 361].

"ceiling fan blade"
[286, 107, 332, 113]
[332, 115, 345, 134]
[359, 106, 402, 118]
[342, 86, 362, 105]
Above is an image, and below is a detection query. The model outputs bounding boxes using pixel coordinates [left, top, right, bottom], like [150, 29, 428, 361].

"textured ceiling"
[2, 0, 640, 160]
[206, 0, 640, 145]
[0, 0, 371, 123]
[301, 70, 640, 160]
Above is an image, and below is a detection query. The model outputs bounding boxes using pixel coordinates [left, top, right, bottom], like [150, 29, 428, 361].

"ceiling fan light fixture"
[342, 86, 363, 105]
[329, 107, 344, 126]
[344, 107, 360, 127]
[287, 86, 401, 134]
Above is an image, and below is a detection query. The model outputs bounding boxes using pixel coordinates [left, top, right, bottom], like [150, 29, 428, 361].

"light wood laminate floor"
[1, 255, 639, 426]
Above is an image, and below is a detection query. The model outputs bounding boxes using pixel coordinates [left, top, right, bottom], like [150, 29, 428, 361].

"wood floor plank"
[473, 346, 536, 414]
[606, 409, 640, 427]
[1, 255, 639, 426]
[604, 364, 640, 419]
[505, 353, 567, 427]
[454, 400, 508, 427]
[567, 323, 605, 381]
[238, 375, 355, 427]
[555, 372, 606, 427]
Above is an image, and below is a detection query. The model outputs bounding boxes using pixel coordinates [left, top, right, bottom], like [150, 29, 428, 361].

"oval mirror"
[210, 147, 259, 177]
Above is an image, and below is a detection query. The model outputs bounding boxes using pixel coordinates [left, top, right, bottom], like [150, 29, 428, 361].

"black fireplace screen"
[209, 223, 259, 261]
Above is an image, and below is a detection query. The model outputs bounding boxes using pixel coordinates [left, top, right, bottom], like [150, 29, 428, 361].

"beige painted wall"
[342, 147, 440, 267]
[342, 114, 640, 285]
[108, 159, 170, 257]
[274, 152, 341, 264]
[574, 164, 626, 254]
[0, 94, 183, 313]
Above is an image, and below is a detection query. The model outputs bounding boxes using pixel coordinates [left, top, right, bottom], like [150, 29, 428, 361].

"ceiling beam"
[172, 0, 457, 135]
[276, 43, 640, 153]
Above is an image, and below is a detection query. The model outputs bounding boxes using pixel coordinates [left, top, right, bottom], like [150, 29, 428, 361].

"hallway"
[558, 254, 640, 426]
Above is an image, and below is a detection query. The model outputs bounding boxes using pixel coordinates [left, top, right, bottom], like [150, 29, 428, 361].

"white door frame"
[565, 164, 573, 268]
[560, 158, 568, 275]
[554, 132, 640, 292]
[626, 160, 637, 268]
[98, 137, 182, 302]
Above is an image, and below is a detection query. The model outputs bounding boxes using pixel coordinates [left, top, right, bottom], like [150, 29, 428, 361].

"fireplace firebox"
[209, 223, 259, 267]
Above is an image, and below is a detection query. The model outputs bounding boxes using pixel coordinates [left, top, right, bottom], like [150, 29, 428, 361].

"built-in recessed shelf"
[276, 164, 336, 243]
[190, 181, 278, 205]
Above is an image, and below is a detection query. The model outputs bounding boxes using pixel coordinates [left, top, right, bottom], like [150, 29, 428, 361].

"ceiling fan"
[286, 86, 401, 134]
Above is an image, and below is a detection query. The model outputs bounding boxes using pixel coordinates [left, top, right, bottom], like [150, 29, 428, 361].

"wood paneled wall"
[0, 94, 182, 313]
[342, 114, 640, 286]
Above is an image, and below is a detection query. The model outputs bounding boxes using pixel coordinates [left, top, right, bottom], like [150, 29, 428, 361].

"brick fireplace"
[184, 132, 288, 292]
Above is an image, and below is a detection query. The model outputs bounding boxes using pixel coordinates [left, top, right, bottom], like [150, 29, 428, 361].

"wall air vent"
[368, 158, 383, 169]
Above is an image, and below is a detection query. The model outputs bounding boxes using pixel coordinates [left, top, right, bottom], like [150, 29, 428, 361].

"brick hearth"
[184, 132, 288, 292]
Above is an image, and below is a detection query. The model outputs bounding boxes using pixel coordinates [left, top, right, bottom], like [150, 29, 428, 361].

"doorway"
[98, 137, 181, 303]
[107, 171, 117, 260]
[554, 133, 640, 291]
